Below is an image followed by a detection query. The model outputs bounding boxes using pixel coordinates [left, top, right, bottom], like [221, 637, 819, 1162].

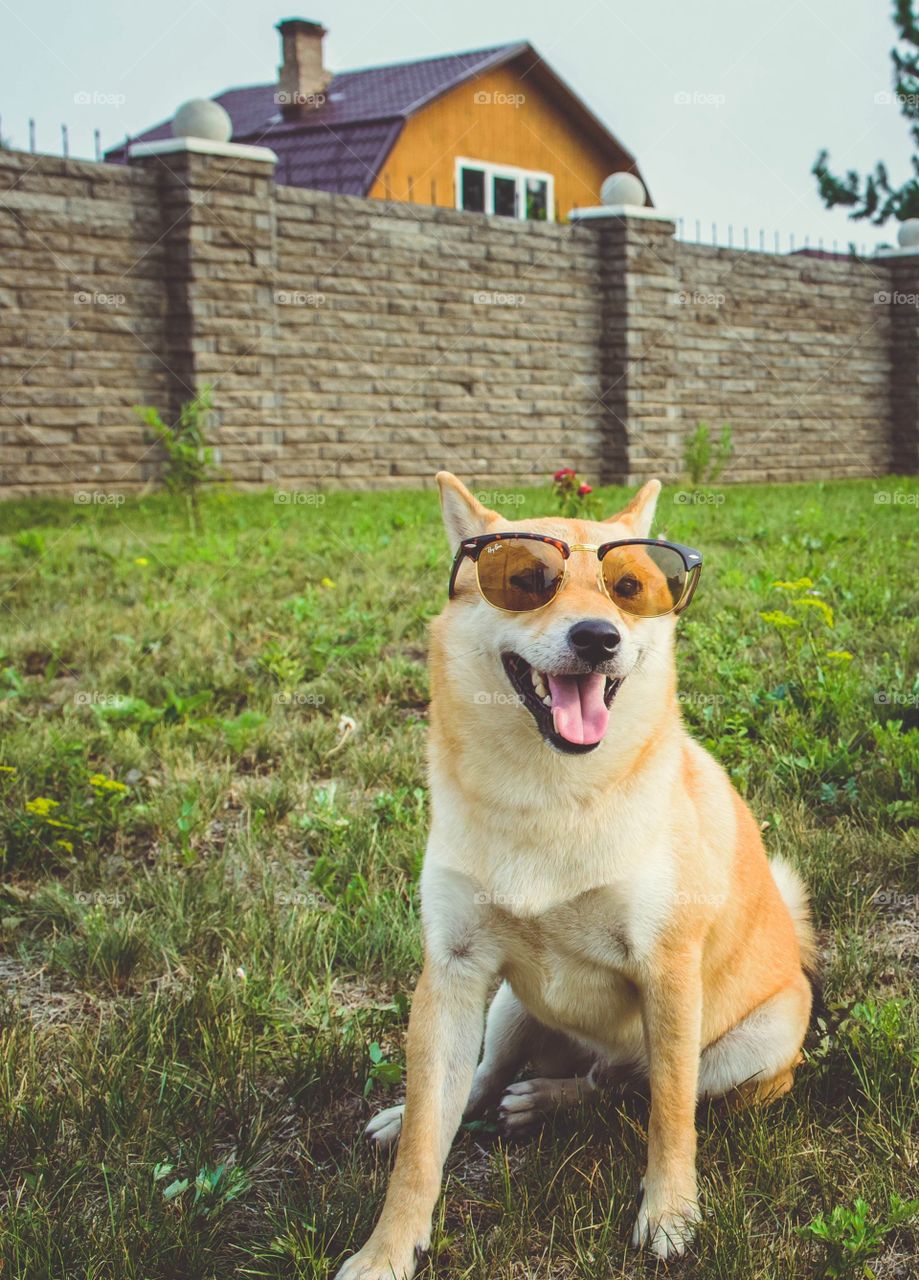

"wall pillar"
[572, 206, 679, 484]
[882, 250, 919, 474]
[128, 137, 280, 484]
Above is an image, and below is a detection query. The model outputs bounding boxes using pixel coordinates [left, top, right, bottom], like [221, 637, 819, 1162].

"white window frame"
[454, 156, 555, 222]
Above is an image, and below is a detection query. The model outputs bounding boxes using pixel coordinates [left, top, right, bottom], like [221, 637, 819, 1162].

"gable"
[369, 62, 638, 215]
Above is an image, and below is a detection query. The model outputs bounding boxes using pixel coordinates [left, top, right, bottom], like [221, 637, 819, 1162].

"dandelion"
[54, 839, 74, 854]
[0, 765, 16, 774]
[320, 577, 336, 589]
[826, 650, 853, 662]
[236, 966, 247, 981]
[134, 556, 149, 566]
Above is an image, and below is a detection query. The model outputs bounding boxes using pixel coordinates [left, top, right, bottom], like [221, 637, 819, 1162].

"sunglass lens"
[601, 544, 687, 617]
[476, 539, 565, 611]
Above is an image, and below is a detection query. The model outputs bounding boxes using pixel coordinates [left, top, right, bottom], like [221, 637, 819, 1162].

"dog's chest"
[498, 886, 645, 1036]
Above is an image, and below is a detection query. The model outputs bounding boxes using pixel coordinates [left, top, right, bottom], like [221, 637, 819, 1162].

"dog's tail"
[769, 856, 825, 1025]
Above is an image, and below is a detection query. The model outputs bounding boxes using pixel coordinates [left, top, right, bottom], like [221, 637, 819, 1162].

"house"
[106, 19, 648, 222]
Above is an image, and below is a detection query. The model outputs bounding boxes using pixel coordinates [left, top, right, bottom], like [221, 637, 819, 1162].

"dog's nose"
[568, 619, 620, 665]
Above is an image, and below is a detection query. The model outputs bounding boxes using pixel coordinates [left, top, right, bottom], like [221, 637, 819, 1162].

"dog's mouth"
[501, 653, 623, 754]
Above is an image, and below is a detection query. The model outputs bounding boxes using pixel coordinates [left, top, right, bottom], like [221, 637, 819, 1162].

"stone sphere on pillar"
[172, 99, 233, 143]
[897, 218, 919, 248]
[600, 172, 646, 208]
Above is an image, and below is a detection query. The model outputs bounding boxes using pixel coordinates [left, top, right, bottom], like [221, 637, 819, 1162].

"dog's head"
[433, 472, 687, 756]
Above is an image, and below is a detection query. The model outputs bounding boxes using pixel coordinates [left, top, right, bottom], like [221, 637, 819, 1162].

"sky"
[0, 0, 912, 252]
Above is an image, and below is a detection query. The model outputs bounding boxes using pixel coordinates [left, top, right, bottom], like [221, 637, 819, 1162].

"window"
[455, 158, 554, 222]
[460, 166, 485, 213]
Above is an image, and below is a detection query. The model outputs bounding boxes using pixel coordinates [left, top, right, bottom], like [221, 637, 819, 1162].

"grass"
[0, 476, 917, 1279]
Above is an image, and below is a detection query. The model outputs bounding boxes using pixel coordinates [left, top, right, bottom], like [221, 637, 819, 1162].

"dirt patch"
[0, 953, 110, 1026]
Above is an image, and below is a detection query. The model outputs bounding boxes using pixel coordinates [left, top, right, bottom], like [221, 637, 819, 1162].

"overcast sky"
[1, 0, 911, 252]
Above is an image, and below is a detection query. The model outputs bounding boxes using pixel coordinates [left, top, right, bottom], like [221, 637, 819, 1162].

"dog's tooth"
[542, 694, 552, 707]
[531, 669, 548, 698]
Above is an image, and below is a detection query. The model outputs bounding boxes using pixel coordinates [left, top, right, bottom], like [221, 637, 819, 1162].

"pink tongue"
[546, 671, 609, 745]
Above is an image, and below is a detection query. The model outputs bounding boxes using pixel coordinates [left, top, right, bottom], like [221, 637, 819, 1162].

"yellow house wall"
[367, 63, 616, 217]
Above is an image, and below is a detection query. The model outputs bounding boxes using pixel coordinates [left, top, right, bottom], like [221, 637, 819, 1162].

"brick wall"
[0, 144, 915, 497]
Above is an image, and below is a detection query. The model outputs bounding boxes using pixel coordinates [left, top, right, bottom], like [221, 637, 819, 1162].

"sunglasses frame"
[448, 532, 703, 617]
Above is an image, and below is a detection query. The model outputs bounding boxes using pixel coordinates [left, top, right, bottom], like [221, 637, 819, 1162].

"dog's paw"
[630, 1178, 700, 1259]
[334, 1233, 425, 1280]
[364, 1103, 404, 1149]
[498, 1077, 584, 1137]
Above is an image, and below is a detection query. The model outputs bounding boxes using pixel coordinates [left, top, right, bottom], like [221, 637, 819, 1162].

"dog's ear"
[605, 479, 661, 537]
[436, 472, 497, 551]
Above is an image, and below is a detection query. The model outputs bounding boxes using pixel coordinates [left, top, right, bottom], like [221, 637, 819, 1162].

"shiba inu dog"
[335, 473, 816, 1278]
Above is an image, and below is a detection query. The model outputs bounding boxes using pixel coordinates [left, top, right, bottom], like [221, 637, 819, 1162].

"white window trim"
[454, 156, 555, 222]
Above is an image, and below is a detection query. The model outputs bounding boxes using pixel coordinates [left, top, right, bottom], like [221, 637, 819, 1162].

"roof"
[106, 40, 645, 199]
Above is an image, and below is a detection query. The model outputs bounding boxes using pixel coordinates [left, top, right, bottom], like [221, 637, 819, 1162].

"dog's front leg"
[335, 956, 491, 1280]
[632, 946, 704, 1259]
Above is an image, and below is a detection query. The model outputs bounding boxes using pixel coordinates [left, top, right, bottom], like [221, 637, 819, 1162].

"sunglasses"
[448, 533, 703, 617]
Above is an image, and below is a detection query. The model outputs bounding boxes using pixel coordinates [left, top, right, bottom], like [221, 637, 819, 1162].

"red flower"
[553, 467, 576, 482]
[578, 483, 593, 496]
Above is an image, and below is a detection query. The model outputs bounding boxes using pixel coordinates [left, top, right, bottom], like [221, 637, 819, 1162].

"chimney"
[276, 18, 331, 118]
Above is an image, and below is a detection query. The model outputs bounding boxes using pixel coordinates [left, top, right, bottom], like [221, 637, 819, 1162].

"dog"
[335, 473, 816, 1277]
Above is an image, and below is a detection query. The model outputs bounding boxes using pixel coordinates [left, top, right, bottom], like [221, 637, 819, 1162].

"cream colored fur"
[335, 475, 814, 1278]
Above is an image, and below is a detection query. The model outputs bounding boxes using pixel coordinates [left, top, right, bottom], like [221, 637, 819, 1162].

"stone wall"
[0, 151, 168, 496]
[0, 143, 915, 497]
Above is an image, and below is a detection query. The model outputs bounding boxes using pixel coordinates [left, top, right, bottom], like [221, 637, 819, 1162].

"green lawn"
[0, 478, 917, 1279]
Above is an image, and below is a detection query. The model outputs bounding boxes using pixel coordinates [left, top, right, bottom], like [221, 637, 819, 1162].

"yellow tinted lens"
[600, 544, 686, 617]
[476, 539, 565, 611]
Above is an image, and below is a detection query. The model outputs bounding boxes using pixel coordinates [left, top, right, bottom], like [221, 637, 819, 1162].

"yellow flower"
[826, 650, 853, 661]
[759, 609, 800, 629]
[0, 765, 16, 774]
[772, 577, 814, 591]
[134, 556, 149, 566]
[793, 598, 834, 627]
[320, 577, 336, 589]
[25, 797, 59, 817]
[89, 773, 128, 793]
[54, 839, 74, 854]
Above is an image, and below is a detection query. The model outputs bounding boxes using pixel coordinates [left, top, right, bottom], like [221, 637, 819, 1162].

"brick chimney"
[276, 18, 330, 118]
